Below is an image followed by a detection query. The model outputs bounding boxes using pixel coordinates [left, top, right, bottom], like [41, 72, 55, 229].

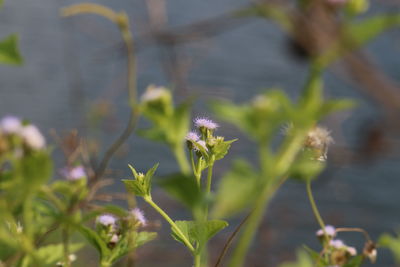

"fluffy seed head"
[131, 208, 147, 226]
[194, 117, 218, 130]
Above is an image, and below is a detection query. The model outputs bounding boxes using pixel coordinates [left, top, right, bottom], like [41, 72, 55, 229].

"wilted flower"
[131, 208, 147, 226]
[316, 225, 336, 238]
[363, 240, 377, 263]
[20, 124, 46, 150]
[61, 165, 87, 181]
[194, 117, 218, 130]
[185, 131, 200, 142]
[305, 126, 333, 161]
[97, 214, 117, 227]
[140, 85, 169, 103]
[0, 116, 22, 134]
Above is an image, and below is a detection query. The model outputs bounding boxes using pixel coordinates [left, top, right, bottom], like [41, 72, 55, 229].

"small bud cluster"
[0, 116, 46, 156]
[96, 209, 147, 248]
[185, 117, 223, 155]
[315, 225, 376, 266]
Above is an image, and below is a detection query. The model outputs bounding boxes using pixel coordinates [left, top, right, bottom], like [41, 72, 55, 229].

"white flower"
[195, 140, 208, 152]
[97, 214, 117, 227]
[20, 125, 45, 150]
[140, 85, 169, 103]
[0, 116, 22, 134]
[316, 225, 336, 237]
[194, 117, 218, 130]
[131, 208, 147, 226]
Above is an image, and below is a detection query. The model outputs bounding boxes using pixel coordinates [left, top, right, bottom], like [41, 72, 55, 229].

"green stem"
[62, 227, 71, 267]
[306, 179, 326, 232]
[204, 158, 214, 221]
[194, 253, 201, 267]
[145, 197, 195, 253]
[173, 144, 190, 175]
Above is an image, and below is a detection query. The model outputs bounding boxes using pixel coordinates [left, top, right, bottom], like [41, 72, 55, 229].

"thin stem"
[204, 157, 214, 221]
[336, 227, 372, 242]
[145, 197, 195, 252]
[214, 211, 253, 267]
[306, 180, 326, 232]
[62, 227, 71, 267]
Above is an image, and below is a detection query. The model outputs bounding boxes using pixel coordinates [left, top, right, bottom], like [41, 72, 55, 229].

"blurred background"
[1, 0, 400, 266]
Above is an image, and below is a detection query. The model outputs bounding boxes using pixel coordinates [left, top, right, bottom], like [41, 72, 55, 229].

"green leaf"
[343, 255, 364, 267]
[156, 173, 202, 210]
[212, 160, 260, 218]
[35, 243, 84, 266]
[379, 232, 400, 263]
[319, 99, 356, 117]
[123, 163, 159, 197]
[0, 34, 23, 65]
[171, 220, 228, 249]
[212, 138, 237, 161]
[122, 179, 147, 197]
[171, 220, 193, 247]
[78, 225, 110, 259]
[135, 231, 157, 248]
[144, 163, 159, 195]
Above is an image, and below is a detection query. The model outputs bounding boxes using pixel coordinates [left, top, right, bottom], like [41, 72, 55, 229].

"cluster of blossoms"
[96, 209, 147, 248]
[185, 117, 219, 153]
[315, 225, 377, 266]
[0, 115, 46, 155]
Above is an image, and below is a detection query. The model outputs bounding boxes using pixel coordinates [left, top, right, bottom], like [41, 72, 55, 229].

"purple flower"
[330, 239, 345, 249]
[131, 208, 147, 226]
[97, 214, 117, 227]
[194, 117, 218, 130]
[20, 124, 46, 150]
[316, 225, 336, 237]
[61, 166, 87, 181]
[0, 116, 22, 134]
[185, 131, 200, 142]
